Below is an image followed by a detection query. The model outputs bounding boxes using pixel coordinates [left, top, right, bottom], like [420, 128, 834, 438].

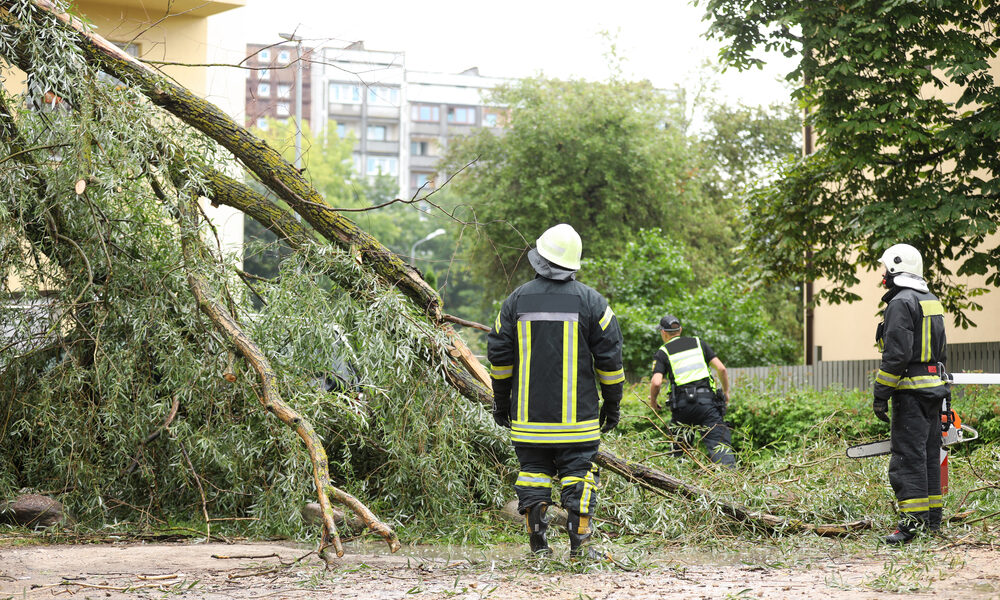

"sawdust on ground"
[1, 539, 999, 599]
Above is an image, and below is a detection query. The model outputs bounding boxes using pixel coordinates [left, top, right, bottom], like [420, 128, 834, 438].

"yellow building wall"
[813, 51, 1000, 361]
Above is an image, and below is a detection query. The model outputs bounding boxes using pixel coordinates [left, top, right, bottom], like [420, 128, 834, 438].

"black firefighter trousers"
[513, 443, 599, 516]
[671, 391, 736, 466]
[889, 391, 943, 524]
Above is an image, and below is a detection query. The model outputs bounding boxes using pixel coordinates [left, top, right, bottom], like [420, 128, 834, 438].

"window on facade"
[411, 105, 440, 122]
[276, 103, 290, 116]
[277, 84, 291, 99]
[255, 117, 269, 131]
[329, 83, 362, 104]
[412, 173, 434, 189]
[367, 86, 400, 106]
[336, 123, 347, 138]
[366, 156, 398, 176]
[257, 83, 270, 97]
[258, 48, 271, 62]
[277, 49, 290, 64]
[367, 126, 387, 141]
[258, 68, 270, 80]
[483, 112, 498, 127]
[411, 141, 430, 156]
[447, 106, 476, 124]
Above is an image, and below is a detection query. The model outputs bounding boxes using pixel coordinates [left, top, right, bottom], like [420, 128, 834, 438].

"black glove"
[492, 398, 511, 429]
[873, 397, 889, 423]
[599, 401, 620, 433]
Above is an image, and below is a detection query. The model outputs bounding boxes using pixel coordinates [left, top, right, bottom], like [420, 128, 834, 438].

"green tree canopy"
[700, 0, 1000, 326]
[443, 76, 714, 297]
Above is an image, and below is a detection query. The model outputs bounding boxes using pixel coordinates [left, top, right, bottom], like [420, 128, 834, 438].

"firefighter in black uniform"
[488, 223, 624, 558]
[648, 315, 735, 467]
[874, 243, 949, 544]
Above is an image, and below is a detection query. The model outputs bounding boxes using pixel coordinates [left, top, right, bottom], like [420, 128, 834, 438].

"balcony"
[87, 0, 245, 17]
[329, 104, 363, 117]
[366, 140, 399, 154]
[409, 122, 442, 136]
[409, 155, 439, 170]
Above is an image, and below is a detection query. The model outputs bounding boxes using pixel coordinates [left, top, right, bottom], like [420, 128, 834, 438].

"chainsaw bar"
[846, 424, 979, 459]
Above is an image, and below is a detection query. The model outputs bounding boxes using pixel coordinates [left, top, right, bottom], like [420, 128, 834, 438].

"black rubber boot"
[885, 517, 924, 545]
[567, 512, 608, 560]
[928, 507, 942, 532]
[526, 502, 552, 555]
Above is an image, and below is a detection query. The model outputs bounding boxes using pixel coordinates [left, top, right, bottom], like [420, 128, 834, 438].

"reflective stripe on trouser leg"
[560, 470, 598, 515]
[514, 471, 554, 514]
[889, 392, 940, 510]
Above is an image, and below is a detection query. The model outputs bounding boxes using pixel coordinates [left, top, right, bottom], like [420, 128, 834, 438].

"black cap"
[657, 315, 681, 332]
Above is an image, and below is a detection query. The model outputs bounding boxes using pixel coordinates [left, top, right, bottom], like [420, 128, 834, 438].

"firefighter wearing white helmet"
[488, 223, 623, 559]
[873, 243, 949, 544]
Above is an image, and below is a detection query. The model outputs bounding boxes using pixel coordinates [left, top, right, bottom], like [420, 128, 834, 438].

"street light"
[277, 32, 303, 172]
[410, 228, 446, 262]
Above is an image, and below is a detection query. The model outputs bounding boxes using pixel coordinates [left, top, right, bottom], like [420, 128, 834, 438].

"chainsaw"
[845, 369, 997, 459]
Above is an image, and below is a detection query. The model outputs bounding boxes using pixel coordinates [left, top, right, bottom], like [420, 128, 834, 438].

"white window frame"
[329, 83, 362, 105]
[277, 49, 291, 64]
[258, 68, 270, 80]
[366, 156, 398, 176]
[276, 102, 290, 117]
[255, 117, 270, 131]
[367, 125, 387, 141]
[258, 48, 271, 62]
[257, 83, 270, 97]
[277, 84, 291, 99]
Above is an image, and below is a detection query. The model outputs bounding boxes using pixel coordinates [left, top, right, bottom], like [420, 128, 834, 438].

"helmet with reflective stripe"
[535, 223, 582, 271]
[878, 243, 923, 278]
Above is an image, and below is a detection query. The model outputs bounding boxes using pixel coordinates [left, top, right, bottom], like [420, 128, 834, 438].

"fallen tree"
[0, 0, 869, 561]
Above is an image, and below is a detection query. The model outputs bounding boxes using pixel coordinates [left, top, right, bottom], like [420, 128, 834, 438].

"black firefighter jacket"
[874, 286, 949, 401]
[488, 276, 624, 447]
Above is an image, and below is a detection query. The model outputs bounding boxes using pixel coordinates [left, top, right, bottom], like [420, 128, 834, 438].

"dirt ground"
[1, 539, 999, 600]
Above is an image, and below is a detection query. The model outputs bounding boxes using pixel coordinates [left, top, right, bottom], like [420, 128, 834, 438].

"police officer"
[874, 243, 949, 544]
[648, 315, 735, 467]
[488, 223, 624, 558]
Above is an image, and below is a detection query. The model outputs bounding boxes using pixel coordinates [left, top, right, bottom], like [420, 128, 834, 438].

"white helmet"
[535, 223, 582, 271]
[878, 243, 923, 278]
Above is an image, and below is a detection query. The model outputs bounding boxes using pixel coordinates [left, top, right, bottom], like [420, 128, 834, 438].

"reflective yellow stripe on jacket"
[510, 419, 601, 444]
[664, 339, 711, 386]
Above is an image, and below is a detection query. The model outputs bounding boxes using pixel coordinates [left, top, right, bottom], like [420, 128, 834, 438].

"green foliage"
[700, 0, 1000, 326]
[443, 76, 708, 297]
[0, 12, 512, 541]
[579, 229, 799, 374]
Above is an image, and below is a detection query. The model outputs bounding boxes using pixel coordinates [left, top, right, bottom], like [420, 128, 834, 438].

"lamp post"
[277, 32, 303, 172]
[410, 228, 446, 262]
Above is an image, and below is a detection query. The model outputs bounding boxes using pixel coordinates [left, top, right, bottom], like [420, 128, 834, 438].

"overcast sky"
[212, 0, 797, 108]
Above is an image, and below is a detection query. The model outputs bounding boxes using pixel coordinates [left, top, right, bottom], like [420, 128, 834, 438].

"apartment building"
[245, 41, 507, 199]
[244, 42, 313, 131]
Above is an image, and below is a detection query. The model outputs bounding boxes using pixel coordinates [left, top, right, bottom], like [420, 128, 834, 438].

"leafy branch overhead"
[700, 0, 1000, 325]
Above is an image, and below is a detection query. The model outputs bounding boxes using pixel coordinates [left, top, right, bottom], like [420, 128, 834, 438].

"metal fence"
[730, 342, 1000, 393]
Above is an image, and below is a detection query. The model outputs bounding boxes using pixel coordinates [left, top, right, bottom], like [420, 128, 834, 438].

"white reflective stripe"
[517, 321, 531, 421]
[562, 321, 578, 423]
[599, 306, 614, 330]
[596, 368, 625, 385]
[491, 364, 513, 379]
[512, 420, 600, 431]
[518, 312, 578, 322]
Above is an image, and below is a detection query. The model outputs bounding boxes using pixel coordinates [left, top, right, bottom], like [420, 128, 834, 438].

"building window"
[257, 83, 270, 97]
[367, 125, 387, 141]
[368, 86, 399, 106]
[447, 106, 476, 124]
[336, 123, 347, 138]
[411, 105, 440, 122]
[411, 141, 430, 156]
[276, 103, 290, 116]
[258, 68, 270, 80]
[412, 173, 434, 189]
[255, 117, 269, 131]
[277, 84, 291, 99]
[277, 49, 290, 64]
[366, 156, 398, 176]
[330, 83, 362, 104]
[483, 112, 499, 127]
[258, 48, 271, 62]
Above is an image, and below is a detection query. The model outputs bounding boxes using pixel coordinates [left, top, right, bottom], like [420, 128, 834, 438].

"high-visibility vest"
[662, 337, 712, 389]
